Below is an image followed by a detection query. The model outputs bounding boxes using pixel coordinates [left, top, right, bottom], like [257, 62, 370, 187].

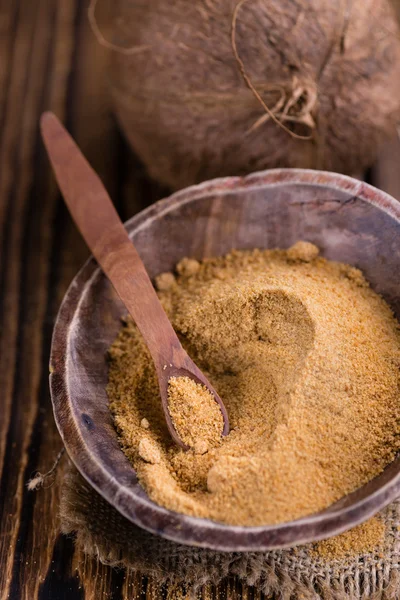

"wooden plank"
[0, 0, 36, 488]
[0, 0, 57, 595]
[72, 548, 126, 600]
[15, 3, 79, 597]
[0, 1, 87, 598]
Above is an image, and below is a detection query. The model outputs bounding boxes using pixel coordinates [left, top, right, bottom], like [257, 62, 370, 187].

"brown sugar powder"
[312, 516, 385, 560]
[167, 376, 223, 451]
[108, 243, 400, 526]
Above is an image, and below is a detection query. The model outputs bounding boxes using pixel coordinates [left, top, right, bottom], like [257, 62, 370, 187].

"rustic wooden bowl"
[51, 168, 400, 552]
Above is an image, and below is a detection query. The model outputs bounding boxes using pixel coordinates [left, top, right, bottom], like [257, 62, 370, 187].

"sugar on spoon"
[40, 111, 229, 450]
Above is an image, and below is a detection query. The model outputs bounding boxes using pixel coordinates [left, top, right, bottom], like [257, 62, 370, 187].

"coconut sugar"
[167, 376, 223, 451]
[312, 517, 385, 560]
[108, 243, 400, 526]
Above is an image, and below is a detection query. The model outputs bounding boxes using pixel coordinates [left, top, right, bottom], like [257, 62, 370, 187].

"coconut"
[106, 0, 400, 190]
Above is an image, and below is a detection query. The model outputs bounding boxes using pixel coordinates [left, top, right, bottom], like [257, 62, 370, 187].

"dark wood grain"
[0, 0, 399, 598]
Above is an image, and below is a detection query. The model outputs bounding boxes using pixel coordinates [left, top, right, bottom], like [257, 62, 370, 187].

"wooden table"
[1, 1, 399, 598]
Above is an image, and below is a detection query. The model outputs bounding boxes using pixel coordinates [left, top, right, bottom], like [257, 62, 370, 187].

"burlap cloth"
[58, 460, 400, 600]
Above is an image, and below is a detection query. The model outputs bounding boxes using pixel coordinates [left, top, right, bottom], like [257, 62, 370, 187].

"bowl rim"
[50, 168, 400, 551]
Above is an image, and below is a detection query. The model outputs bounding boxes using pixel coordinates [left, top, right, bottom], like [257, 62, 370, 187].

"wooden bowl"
[51, 169, 400, 552]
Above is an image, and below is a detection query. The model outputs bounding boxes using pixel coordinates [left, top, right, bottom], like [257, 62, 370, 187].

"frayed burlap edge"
[60, 461, 400, 600]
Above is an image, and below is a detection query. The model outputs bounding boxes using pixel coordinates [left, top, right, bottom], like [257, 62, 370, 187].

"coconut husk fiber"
[103, 0, 400, 190]
[60, 460, 400, 600]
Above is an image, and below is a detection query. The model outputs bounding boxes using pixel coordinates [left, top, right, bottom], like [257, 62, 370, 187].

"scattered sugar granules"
[312, 517, 385, 560]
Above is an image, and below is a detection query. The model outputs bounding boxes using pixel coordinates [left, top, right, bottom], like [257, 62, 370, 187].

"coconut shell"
[110, 0, 400, 190]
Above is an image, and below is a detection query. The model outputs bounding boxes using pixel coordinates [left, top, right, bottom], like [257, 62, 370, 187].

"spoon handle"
[40, 112, 180, 372]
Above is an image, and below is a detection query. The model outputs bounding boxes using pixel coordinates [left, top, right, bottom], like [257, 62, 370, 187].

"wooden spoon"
[40, 111, 229, 449]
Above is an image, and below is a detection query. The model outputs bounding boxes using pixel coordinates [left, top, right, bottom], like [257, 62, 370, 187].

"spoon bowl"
[50, 168, 400, 551]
